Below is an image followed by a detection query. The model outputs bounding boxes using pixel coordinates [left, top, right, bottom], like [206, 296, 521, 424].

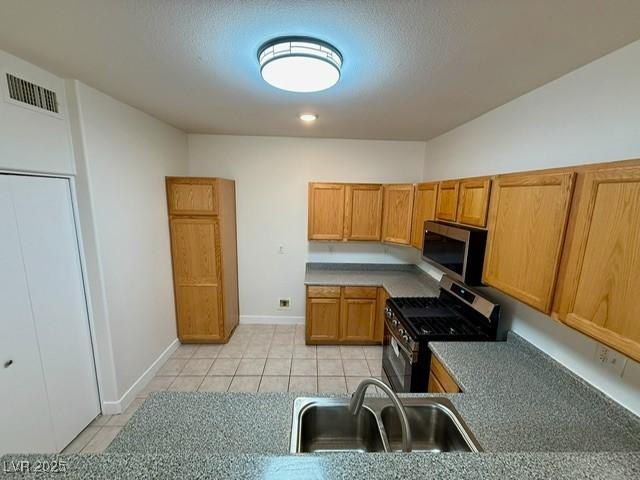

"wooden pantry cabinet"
[553, 165, 640, 362]
[166, 177, 239, 343]
[306, 285, 385, 345]
[381, 184, 415, 245]
[483, 171, 575, 313]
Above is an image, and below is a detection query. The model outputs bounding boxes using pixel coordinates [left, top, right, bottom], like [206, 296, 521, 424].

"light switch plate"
[595, 343, 627, 377]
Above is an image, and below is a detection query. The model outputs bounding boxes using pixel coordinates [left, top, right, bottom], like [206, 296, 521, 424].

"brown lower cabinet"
[427, 356, 460, 393]
[306, 285, 386, 344]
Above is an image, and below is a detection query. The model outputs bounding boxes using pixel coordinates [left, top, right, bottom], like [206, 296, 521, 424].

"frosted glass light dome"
[258, 37, 342, 93]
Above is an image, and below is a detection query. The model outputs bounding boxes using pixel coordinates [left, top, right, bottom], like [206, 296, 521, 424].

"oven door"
[382, 320, 415, 393]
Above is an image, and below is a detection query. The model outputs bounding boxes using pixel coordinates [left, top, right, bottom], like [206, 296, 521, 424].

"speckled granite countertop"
[428, 333, 640, 452]
[4, 452, 639, 479]
[4, 334, 640, 479]
[304, 263, 440, 297]
[101, 334, 639, 455]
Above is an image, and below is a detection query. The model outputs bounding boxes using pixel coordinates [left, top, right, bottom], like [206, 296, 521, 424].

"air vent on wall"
[6, 73, 58, 113]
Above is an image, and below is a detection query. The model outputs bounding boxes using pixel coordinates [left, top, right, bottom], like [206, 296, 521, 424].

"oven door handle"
[385, 318, 414, 360]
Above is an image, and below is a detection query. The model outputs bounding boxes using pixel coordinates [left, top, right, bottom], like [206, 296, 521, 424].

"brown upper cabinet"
[167, 177, 218, 216]
[308, 182, 416, 244]
[308, 183, 345, 240]
[435, 180, 460, 222]
[166, 177, 239, 343]
[344, 184, 383, 241]
[381, 184, 415, 245]
[457, 177, 492, 227]
[411, 182, 439, 249]
[553, 165, 640, 362]
[434, 177, 491, 228]
[483, 171, 575, 313]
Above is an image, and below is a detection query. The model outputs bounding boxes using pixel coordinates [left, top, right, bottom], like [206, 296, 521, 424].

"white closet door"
[0, 175, 56, 454]
[9, 175, 100, 451]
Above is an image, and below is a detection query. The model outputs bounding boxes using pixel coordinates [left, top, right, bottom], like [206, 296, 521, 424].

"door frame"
[0, 169, 103, 413]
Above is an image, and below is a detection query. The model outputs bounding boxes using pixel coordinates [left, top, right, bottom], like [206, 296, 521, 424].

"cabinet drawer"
[430, 356, 460, 393]
[307, 286, 341, 298]
[343, 286, 378, 299]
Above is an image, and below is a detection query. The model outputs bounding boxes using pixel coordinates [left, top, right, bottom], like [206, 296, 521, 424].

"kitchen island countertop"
[4, 334, 640, 479]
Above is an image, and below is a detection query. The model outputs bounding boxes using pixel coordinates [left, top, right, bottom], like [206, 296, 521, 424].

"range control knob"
[391, 319, 399, 327]
[402, 334, 410, 343]
[398, 328, 406, 336]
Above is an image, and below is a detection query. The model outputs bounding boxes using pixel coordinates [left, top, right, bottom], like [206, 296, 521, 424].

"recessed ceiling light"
[258, 36, 342, 93]
[299, 113, 317, 122]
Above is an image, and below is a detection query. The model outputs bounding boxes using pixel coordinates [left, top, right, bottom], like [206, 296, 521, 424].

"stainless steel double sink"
[290, 396, 482, 453]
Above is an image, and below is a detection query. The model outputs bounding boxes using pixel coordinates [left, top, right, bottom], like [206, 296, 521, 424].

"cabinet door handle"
[4, 360, 13, 368]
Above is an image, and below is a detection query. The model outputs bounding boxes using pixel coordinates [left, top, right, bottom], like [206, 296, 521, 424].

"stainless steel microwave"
[421, 221, 487, 286]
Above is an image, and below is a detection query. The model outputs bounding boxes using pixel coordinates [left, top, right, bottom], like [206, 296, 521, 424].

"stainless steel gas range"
[382, 275, 500, 393]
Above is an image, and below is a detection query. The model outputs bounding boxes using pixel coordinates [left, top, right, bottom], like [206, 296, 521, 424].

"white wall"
[421, 39, 640, 414]
[188, 135, 425, 323]
[69, 82, 188, 407]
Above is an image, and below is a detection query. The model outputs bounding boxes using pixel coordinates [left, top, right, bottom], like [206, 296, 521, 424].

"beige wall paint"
[420, 39, 640, 415]
[188, 135, 425, 323]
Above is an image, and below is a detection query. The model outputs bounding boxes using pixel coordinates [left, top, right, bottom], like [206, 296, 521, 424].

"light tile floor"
[62, 324, 383, 453]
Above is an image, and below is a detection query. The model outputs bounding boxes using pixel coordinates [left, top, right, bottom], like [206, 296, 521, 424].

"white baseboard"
[101, 338, 180, 415]
[240, 315, 304, 325]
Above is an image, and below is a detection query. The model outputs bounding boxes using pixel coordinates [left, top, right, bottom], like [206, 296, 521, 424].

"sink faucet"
[349, 377, 412, 452]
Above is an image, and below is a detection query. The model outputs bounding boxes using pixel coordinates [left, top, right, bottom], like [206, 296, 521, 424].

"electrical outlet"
[278, 298, 291, 309]
[595, 344, 627, 376]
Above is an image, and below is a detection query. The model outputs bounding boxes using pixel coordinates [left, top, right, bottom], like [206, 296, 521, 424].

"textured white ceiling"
[1, 0, 640, 140]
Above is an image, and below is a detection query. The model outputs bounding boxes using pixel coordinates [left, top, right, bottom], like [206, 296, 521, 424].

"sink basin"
[380, 404, 477, 452]
[296, 403, 385, 452]
[290, 397, 481, 453]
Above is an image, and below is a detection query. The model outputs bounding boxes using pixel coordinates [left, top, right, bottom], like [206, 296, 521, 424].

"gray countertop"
[102, 334, 639, 455]
[3, 333, 640, 478]
[304, 263, 440, 297]
[4, 452, 639, 479]
[428, 333, 640, 452]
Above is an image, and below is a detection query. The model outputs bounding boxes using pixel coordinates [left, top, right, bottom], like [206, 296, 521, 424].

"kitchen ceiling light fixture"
[258, 36, 342, 93]
[299, 113, 317, 122]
